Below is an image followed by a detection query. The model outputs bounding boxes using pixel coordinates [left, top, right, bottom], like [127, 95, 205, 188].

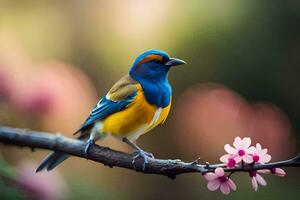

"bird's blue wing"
[74, 91, 137, 133]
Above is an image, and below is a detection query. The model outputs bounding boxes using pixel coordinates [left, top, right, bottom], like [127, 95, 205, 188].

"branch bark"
[0, 125, 299, 179]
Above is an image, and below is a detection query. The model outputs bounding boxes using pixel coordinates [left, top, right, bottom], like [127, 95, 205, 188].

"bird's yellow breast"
[101, 84, 171, 141]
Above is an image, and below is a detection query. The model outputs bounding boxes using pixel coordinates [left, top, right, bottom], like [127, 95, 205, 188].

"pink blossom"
[249, 170, 267, 191]
[259, 168, 286, 177]
[252, 143, 271, 164]
[204, 167, 237, 195]
[220, 156, 237, 168]
[220, 137, 256, 166]
[271, 168, 286, 177]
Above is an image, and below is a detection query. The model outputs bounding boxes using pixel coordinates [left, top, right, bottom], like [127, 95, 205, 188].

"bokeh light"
[174, 84, 293, 160]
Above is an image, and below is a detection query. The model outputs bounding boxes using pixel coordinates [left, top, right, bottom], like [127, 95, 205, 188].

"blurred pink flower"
[204, 167, 236, 195]
[174, 84, 293, 159]
[249, 170, 267, 191]
[220, 137, 256, 165]
[252, 143, 271, 164]
[15, 88, 54, 116]
[2, 61, 98, 134]
[16, 161, 68, 200]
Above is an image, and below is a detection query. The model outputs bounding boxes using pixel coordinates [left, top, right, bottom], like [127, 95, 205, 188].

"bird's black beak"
[165, 58, 186, 67]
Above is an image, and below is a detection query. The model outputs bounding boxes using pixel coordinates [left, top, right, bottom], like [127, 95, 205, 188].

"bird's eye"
[153, 59, 160, 63]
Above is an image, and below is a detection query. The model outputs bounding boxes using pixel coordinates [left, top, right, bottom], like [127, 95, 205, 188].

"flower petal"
[258, 169, 270, 174]
[251, 177, 258, 191]
[256, 143, 262, 151]
[207, 179, 220, 191]
[246, 146, 256, 154]
[224, 144, 237, 154]
[220, 154, 230, 163]
[220, 183, 230, 195]
[215, 167, 224, 177]
[243, 154, 253, 163]
[204, 173, 218, 181]
[227, 179, 237, 191]
[234, 156, 242, 163]
[260, 154, 271, 163]
[233, 137, 242, 149]
[261, 148, 268, 155]
[256, 174, 267, 186]
[242, 137, 251, 149]
[274, 168, 286, 177]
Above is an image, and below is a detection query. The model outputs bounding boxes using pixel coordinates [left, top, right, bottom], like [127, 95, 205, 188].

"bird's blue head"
[129, 49, 186, 82]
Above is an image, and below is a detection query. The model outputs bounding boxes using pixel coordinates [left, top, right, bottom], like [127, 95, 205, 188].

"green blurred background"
[0, 0, 299, 199]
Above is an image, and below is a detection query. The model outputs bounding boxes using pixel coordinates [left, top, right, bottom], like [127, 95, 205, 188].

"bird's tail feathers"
[36, 152, 70, 173]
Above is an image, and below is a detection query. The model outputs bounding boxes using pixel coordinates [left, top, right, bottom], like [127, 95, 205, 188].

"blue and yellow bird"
[36, 49, 186, 172]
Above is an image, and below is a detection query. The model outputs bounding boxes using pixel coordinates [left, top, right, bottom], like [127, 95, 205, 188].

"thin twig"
[0, 125, 299, 179]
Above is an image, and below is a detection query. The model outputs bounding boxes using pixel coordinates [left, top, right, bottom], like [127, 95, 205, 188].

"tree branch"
[0, 125, 299, 179]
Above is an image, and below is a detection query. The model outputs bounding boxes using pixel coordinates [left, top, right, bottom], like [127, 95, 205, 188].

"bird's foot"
[132, 149, 154, 171]
[84, 139, 95, 157]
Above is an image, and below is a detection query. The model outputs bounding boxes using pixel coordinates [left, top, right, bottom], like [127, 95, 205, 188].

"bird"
[36, 49, 186, 172]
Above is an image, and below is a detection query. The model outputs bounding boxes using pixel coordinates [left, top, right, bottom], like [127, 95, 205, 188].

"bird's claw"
[145, 152, 154, 158]
[132, 150, 154, 171]
[84, 139, 95, 157]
